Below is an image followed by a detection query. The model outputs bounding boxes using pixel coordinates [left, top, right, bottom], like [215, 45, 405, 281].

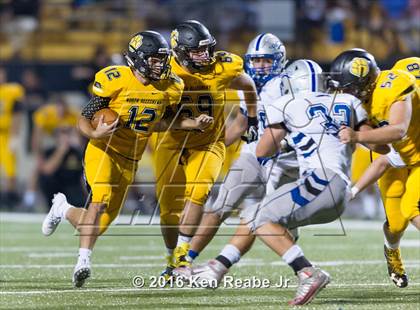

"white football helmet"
[282, 59, 324, 95]
[245, 33, 287, 89]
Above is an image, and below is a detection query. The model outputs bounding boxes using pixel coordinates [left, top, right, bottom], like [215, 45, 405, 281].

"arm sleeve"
[81, 95, 110, 120]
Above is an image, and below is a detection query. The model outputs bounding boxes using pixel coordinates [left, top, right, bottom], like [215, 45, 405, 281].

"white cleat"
[289, 266, 330, 306]
[174, 259, 228, 288]
[42, 193, 67, 236]
[72, 258, 91, 288]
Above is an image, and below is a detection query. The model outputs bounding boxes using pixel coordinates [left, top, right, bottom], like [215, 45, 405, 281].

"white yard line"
[1, 282, 420, 296]
[1, 260, 419, 269]
[1, 212, 417, 231]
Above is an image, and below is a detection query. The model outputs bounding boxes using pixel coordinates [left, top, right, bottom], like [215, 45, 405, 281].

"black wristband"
[248, 116, 258, 126]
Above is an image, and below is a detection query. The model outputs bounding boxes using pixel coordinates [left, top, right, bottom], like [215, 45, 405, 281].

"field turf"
[1, 213, 419, 309]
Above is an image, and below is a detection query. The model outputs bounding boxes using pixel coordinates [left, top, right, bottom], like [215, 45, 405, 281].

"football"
[91, 108, 119, 129]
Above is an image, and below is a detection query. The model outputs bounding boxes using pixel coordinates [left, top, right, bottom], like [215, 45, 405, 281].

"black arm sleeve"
[81, 95, 111, 120]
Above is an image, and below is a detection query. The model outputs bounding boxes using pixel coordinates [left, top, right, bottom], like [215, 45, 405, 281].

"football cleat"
[174, 259, 228, 288]
[288, 267, 330, 306]
[384, 245, 408, 288]
[42, 193, 66, 236]
[160, 254, 175, 284]
[173, 243, 192, 268]
[72, 258, 91, 288]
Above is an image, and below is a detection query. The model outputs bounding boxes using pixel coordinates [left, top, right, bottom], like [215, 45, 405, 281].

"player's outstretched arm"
[153, 110, 213, 132]
[256, 124, 286, 157]
[225, 111, 247, 146]
[340, 96, 412, 145]
[229, 73, 259, 143]
[229, 73, 257, 117]
[356, 124, 390, 154]
[351, 155, 391, 199]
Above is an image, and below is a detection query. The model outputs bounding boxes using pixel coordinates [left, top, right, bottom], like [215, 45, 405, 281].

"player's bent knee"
[385, 219, 408, 235]
[160, 213, 181, 226]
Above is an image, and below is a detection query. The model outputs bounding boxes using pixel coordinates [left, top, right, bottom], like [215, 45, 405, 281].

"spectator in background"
[295, 0, 326, 57]
[0, 0, 39, 57]
[21, 69, 47, 152]
[326, 0, 352, 44]
[0, 67, 25, 209]
[23, 96, 79, 210]
[38, 126, 86, 208]
[407, 0, 420, 54]
[71, 45, 111, 96]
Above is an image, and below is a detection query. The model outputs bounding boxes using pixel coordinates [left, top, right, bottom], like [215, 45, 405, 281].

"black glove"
[241, 116, 258, 143]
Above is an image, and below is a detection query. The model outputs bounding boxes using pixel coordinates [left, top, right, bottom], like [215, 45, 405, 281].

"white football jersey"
[239, 76, 285, 155]
[266, 91, 368, 184]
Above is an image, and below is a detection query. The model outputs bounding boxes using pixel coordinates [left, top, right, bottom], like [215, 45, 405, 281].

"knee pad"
[160, 212, 181, 226]
[385, 217, 409, 235]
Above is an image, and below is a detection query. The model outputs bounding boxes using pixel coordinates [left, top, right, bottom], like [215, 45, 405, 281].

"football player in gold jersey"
[151, 20, 258, 277]
[41, 31, 212, 288]
[22, 97, 79, 210]
[347, 56, 420, 288]
[0, 68, 25, 209]
[331, 50, 419, 288]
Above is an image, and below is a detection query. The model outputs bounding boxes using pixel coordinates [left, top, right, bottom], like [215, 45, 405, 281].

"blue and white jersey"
[239, 75, 284, 156]
[266, 91, 368, 185]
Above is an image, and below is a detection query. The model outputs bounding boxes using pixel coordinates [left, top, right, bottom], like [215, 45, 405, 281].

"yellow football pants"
[370, 151, 419, 234]
[84, 142, 138, 234]
[152, 139, 225, 226]
[0, 133, 16, 178]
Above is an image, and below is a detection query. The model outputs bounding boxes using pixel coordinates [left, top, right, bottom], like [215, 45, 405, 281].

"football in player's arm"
[41, 30, 210, 289]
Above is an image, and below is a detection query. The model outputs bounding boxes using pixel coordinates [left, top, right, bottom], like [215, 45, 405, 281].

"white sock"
[166, 247, 174, 256]
[219, 244, 241, 265]
[62, 203, 75, 220]
[384, 237, 400, 250]
[282, 245, 304, 264]
[177, 235, 192, 247]
[78, 248, 92, 262]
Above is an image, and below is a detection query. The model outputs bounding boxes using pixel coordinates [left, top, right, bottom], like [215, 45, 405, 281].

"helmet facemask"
[125, 48, 171, 81]
[175, 40, 216, 72]
[245, 52, 285, 90]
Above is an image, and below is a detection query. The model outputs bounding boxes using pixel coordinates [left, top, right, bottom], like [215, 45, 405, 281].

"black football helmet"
[170, 20, 216, 71]
[124, 31, 171, 80]
[329, 48, 379, 100]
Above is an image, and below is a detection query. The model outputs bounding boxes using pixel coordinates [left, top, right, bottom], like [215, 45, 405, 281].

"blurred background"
[0, 0, 418, 217]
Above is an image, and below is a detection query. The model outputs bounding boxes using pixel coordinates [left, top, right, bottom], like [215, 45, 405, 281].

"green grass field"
[1, 213, 419, 309]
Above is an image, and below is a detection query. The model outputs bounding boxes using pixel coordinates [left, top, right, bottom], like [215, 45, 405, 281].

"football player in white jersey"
[174, 60, 389, 306]
[184, 33, 299, 263]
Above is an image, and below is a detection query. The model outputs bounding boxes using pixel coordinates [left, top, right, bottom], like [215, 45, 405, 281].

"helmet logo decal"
[129, 35, 143, 52]
[350, 57, 369, 78]
[170, 29, 179, 48]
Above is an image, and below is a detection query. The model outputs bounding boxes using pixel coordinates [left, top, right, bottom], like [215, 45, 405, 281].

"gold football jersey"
[0, 83, 25, 131]
[365, 64, 419, 166]
[90, 65, 184, 160]
[392, 57, 420, 87]
[33, 104, 79, 134]
[157, 51, 244, 149]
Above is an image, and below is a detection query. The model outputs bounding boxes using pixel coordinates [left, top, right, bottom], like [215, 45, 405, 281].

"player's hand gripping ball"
[91, 108, 119, 128]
